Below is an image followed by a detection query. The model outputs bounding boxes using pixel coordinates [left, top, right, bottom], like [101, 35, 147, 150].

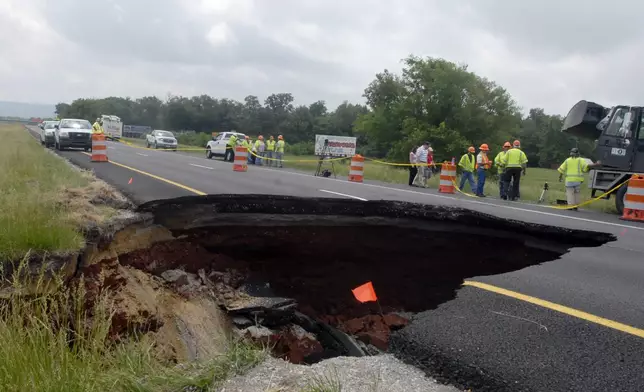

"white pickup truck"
[205, 131, 246, 160]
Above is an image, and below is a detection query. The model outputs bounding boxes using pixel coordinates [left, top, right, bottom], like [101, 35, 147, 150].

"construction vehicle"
[100, 114, 123, 140]
[562, 100, 644, 214]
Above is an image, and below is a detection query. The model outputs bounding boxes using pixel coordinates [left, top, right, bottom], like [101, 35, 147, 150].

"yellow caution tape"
[246, 149, 348, 163]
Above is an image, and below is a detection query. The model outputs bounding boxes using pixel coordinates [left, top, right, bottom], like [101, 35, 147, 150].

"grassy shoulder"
[0, 124, 122, 260]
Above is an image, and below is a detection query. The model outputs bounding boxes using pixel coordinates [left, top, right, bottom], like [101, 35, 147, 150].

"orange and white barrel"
[621, 174, 644, 222]
[91, 134, 108, 162]
[348, 155, 364, 183]
[233, 146, 248, 172]
[439, 163, 456, 194]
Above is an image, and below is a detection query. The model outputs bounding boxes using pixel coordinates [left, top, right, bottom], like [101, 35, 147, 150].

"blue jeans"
[499, 174, 507, 198]
[459, 171, 475, 192]
[476, 168, 486, 195]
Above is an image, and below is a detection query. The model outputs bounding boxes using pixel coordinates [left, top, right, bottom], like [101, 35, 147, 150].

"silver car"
[40, 121, 59, 147]
[146, 130, 178, 150]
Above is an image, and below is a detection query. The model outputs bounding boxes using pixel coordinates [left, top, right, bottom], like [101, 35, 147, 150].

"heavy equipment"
[562, 100, 644, 214]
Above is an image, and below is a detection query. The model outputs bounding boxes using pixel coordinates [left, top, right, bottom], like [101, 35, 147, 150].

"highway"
[28, 127, 644, 391]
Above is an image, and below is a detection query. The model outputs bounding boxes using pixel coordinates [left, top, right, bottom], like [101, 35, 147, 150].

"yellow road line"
[463, 280, 644, 339]
[81, 152, 206, 195]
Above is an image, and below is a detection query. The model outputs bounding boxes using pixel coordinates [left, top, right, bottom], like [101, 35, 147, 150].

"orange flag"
[352, 281, 378, 303]
[128, 177, 133, 184]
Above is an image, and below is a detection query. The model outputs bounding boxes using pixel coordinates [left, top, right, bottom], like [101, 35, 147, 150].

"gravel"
[218, 355, 461, 392]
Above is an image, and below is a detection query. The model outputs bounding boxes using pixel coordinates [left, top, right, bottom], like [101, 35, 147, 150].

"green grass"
[0, 261, 266, 392]
[0, 124, 99, 260]
[302, 367, 343, 392]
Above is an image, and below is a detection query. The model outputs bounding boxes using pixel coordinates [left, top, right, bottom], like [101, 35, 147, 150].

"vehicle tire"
[173, 148, 177, 152]
[40, 139, 45, 145]
[206, 148, 213, 159]
[84, 147, 91, 152]
[615, 183, 628, 215]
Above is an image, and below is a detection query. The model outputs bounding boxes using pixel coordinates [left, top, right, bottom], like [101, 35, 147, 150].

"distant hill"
[0, 101, 56, 118]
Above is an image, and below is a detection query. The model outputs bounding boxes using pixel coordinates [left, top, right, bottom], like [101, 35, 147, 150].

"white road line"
[136, 153, 148, 157]
[319, 189, 368, 201]
[189, 163, 214, 170]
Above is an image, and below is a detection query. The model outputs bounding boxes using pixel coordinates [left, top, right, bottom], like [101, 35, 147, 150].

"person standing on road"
[458, 146, 476, 192]
[275, 135, 285, 168]
[414, 142, 430, 187]
[408, 145, 419, 187]
[92, 118, 103, 134]
[475, 144, 491, 197]
[225, 133, 238, 162]
[254, 135, 265, 166]
[241, 136, 253, 163]
[266, 136, 276, 167]
[494, 142, 511, 198]
[501, 140, 528, 201]
[558, 148, 601, 211]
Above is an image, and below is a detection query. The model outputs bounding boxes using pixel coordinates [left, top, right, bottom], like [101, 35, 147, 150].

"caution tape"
[246, 148, 348, 163]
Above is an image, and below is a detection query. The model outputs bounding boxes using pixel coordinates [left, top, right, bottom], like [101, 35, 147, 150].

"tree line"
[55, 55, 592, 168]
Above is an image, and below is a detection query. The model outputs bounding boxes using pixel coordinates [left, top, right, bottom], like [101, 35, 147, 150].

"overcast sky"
[1, 0, 642, 115]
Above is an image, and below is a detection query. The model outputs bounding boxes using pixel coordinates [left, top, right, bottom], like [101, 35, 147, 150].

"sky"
[1, 0, 643, 116]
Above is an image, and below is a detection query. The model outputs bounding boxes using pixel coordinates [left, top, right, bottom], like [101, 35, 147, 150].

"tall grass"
[0, 124, 90, 260]
[0, 259, 265, 392]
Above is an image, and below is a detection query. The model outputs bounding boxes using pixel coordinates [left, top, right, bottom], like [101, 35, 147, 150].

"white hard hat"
[428, 147, 434, 152]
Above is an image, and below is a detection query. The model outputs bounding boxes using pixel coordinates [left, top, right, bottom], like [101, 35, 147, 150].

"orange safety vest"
[475, 153, 491, 170]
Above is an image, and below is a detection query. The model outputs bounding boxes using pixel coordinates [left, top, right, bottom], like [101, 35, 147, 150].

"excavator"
[562, 100, 644, 214]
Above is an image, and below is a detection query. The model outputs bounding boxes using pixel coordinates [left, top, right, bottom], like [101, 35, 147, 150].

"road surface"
[28, 127, 644, 391]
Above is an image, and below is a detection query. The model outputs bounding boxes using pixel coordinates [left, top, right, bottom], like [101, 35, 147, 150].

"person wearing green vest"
[494, 142, 511, 199]
[458, 146, 476, 192]
[557, 148, 601, 210]
[226, 134, 238, 162]
[92, 118, 103, 134]
[265, 136, 276, 167]
[275, 135, 285, 168]
[241, 136, 253, 163]
[254, 135, 265, 165]
[500, 140, 528, 201]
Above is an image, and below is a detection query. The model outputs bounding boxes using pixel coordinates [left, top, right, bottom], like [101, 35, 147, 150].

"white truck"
[101, 115, 123, 140]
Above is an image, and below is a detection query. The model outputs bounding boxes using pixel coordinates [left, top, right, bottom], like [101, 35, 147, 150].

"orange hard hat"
[258, 135, 264, 140]
[278, 135, 283, 140]
[245, 135, 249, 139]
[479, 143, 489, 151]
[513, 139, 521, 147]
[467, 146, 475, 153]
[503, 141, 511, 148]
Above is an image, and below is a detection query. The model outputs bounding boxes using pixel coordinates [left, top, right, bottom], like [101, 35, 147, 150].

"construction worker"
[475, 144, 491, 197]
[458, 146, 476, 192]
[241, 136, 253, 163]
[266, 136, 276, 167]
[558, 148, 601, 211]
[414, 142, 430, 187]
[275, 135, 285, 168]
[501, 140, 528, 201]
[494, 142, 511, 198]
[254, 135, 265, 166]
[92, 118, 103, 134]
[226, 133, 238, 162]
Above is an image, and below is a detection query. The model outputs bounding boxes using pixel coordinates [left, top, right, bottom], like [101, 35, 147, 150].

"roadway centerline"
[464, 280, 644, 339]
[319, 189, 368, 201]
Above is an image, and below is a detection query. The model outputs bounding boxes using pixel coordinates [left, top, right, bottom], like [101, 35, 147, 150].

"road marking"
[463, 280, 644, 339]
[81, 152, 206, 195]
[319, 189, 368, 201]
[190, 163, 214, 170]
[136, 153, 148, 157]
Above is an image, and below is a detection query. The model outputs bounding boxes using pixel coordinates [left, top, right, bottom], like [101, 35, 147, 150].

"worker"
[475, 144, 491, 197]
[501, 140, 528, 201]
[92, 118, 103, 134]
[458, 146, 476, 192]
[275, 135, 285, 168]
[408, 145, 419, 187]
[414, 142, 430, 187]
[265, 136, 276, 167]
[494, 142, 511, 198]
[241, 136, 253, 163]
[254, 135, 265, 166]
[226, 133, 238, 162]
[558, 148, 601, 211]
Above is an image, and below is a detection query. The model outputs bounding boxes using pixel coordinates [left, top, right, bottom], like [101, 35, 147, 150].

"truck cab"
[562, 100, 644, 213]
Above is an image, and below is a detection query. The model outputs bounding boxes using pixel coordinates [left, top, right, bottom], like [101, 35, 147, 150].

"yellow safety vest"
[502, 148, 528, 168]
[494, 151, 507, 169]
[276, 140, 285, 153]
[241, 140, 251, 149]
[558, 157, 589, 185]
[92, 122, 103, 134]
[254, 140, 264, 151]
[227, 135, 237, 147]
[266, 140, 276, 151]
[458, 153, 475, 172]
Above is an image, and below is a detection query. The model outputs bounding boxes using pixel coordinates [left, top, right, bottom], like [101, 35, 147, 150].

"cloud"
[0, 0, 642, 115]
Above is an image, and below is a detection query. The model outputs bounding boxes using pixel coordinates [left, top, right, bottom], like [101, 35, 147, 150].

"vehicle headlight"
[59, 131, 69, 137]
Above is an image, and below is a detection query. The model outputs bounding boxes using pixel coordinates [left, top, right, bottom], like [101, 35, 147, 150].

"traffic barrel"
[439, 162, 456, 194]
[90, 134, 108, 162]
[233, 146, 248, 172]
[621, 174, 644, 222]
[348, 155, 364, 183]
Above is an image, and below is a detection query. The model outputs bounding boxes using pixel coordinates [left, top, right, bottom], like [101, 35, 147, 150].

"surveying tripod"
[314, 139, 337, 178]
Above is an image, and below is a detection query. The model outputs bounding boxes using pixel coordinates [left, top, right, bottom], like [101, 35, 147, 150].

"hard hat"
[513, 140, 521, 147]
[468, 146, 475, 153]
[245, 135, 249, 139]
[428, 147, 434, 152]
[503, 142, 511, 148]
[570, 147, 579, 155]
[479, 143, 489, 151]
[278, 135, 283, 140]
[258, 135, 264, 140]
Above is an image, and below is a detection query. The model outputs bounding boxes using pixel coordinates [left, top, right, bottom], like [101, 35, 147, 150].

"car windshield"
[60, 120, 91, 129]
[156, 131, 174, 137]
[44, 123, 57, 129]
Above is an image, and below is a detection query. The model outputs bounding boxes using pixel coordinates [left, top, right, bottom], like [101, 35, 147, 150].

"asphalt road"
[27, 127, 644, 391]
